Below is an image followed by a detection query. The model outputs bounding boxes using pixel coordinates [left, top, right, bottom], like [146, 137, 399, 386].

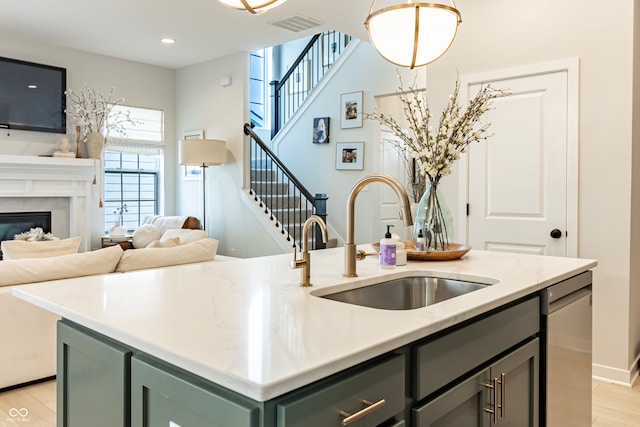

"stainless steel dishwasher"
[541, 270, 592, 427]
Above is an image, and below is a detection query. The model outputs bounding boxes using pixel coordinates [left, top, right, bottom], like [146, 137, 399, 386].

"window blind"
[106, 105, 164, 154]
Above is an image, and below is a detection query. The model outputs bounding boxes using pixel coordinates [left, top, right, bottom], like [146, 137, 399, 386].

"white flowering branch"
[367, 75, 507, 200]
[65, 85, 137, 140]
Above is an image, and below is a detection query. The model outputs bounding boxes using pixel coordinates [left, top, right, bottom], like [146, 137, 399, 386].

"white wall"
[273, 42, 421, 246]
[273, 36, 313, 81]
[175, 53, 283, 258]
[0, 33, 176, 249]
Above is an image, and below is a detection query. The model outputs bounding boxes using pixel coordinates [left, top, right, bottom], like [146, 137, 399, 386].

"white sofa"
[0, 236, 231, 390]
[0, 286, 60, 389]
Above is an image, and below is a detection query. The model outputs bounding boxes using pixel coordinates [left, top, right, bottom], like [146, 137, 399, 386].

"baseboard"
[0, 375, 55, 393]
[239, 188, 292, 254]
[592, 355, 640, 387]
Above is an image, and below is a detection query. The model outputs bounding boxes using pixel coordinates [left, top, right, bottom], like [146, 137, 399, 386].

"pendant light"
[217, 0, 288, 15]
[365, 0, 462, 69]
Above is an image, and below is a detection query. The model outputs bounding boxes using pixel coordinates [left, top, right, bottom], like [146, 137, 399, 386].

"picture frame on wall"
[340, 91, 363, 129]
[313, 117, 330, 144]
[336, 142, 364, 170]
[183, 129, 204, 180]
[287, 60, 310, 95]
[322, 33, 346, 67]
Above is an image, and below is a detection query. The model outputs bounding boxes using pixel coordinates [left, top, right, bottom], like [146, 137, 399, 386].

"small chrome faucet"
[345, 173, 413, 277]
[291, 215, 329, 287]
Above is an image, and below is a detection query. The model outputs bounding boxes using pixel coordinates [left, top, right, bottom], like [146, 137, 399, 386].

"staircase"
[251, 166, 310, 246]
[270, 30, 352, 138]
[245, 31, 352, 250]
[245, 124, 334, 250]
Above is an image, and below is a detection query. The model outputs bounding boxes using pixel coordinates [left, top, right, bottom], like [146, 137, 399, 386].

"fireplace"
[0, 212, 52, 260]
[0, 155, 95, 252]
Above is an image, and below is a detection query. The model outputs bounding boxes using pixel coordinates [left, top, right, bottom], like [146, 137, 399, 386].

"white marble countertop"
[13, 247, 596, 401]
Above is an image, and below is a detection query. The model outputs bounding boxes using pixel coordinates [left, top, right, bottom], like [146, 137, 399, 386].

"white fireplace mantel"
[0, 154, 97, 252]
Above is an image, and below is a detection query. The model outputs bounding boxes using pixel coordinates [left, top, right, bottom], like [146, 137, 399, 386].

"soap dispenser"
[416, 229, 426, 251]
[380, 225, 396, 269]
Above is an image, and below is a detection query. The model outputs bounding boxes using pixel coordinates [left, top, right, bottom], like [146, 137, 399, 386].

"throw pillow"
[146, 237, 181, 248]
[0, 245, 123, 287]
[132, 224, 162, 249]
[116, 238, 218, 273]
[1, 236, 81, 260]
[13, 227, 59, 241]
[160, 229, 207, 245]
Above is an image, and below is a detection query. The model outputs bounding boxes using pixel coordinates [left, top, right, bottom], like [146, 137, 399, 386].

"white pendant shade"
[365, 0, 461, 69]
[179, 139, 226, 166]
[217, 0, 288, 14]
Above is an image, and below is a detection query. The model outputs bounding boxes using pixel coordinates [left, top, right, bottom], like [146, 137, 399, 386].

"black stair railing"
[270, 30, 352, 138]
[244, 123, 328, 249]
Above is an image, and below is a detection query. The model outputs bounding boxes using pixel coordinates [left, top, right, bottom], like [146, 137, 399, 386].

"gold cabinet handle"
[494, 375, 503, 422]
[339, 399, 385, 426]
[500, 373, 506, 419]
[483, 378, 499, 424]
[485, 373, 506, 423]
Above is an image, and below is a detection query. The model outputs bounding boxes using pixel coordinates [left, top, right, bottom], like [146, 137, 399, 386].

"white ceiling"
[0, 0, 373, 69]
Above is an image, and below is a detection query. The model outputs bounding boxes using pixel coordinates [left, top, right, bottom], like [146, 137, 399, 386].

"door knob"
[550, 229, 562, 239]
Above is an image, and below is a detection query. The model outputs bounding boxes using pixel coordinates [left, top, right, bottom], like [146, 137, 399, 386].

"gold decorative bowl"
[371, 242, 471, 261]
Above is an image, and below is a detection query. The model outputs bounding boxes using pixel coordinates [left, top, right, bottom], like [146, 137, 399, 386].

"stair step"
[250, 196, 335, 250]
[251, 169, 277, 182]
[252, 194, 301, 209]
[272, 208, 314, 224]
[251, 158, 274, 169]
[250, 181, 290, 195]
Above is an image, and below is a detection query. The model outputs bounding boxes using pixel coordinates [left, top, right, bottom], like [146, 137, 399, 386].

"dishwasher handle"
[544, 287, 592, 315]
[541, 271, 592, 307]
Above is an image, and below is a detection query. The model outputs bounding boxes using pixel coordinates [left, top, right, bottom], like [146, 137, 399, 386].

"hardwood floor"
[0, 378, 638, 426]
[0, 380, 55, 427]
[592, 379, 640, 426]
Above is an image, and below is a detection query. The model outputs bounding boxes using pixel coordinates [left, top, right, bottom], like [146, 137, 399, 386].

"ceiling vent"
[270, 15, 323, 32]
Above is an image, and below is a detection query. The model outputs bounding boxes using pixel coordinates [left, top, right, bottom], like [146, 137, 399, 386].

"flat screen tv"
[0, 56, 66, 134]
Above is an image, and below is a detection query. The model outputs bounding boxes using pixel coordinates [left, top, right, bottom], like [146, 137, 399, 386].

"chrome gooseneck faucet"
[291, 215, 329, 287]
[344, 174, 413, 277]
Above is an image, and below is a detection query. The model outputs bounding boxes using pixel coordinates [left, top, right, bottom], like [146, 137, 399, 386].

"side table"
[101, 235, 134, 250]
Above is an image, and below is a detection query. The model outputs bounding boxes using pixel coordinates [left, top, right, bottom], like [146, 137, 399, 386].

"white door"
[379, 131, 413, 240]
[463, 62, 577, 256]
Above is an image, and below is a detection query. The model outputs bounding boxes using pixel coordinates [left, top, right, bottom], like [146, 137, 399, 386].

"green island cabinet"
[57, 296, 540, 427]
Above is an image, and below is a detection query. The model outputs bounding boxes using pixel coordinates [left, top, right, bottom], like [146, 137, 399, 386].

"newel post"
[270, 80, 280, 139]
[314, 193, 328, 249]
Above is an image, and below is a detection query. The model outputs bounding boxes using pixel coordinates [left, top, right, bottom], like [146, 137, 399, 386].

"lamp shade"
[216, 0, 288, 14]
[365, 0, 461, 69]
[179, 139, 226, 166]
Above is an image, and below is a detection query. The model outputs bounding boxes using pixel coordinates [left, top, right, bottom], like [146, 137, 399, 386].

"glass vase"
[413, 180, 454, 251]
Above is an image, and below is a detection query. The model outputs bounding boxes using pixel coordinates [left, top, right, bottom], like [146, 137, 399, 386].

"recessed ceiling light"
[27, 84, 38, 89]
[161, 38, 175, 44]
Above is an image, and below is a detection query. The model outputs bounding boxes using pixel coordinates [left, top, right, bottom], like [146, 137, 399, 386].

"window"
[104, 152, 159, 233]
[249, 48, 273, 129]
[104, 105, 164, 233]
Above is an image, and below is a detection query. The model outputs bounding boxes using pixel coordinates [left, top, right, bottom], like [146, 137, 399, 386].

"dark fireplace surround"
[0, 211, 52, 259]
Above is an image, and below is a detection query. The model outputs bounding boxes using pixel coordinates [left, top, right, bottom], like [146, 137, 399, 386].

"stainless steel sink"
[319, 276, 490, 310]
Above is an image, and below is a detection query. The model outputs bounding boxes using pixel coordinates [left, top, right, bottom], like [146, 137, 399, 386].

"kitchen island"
[14, 247, 595, 426]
